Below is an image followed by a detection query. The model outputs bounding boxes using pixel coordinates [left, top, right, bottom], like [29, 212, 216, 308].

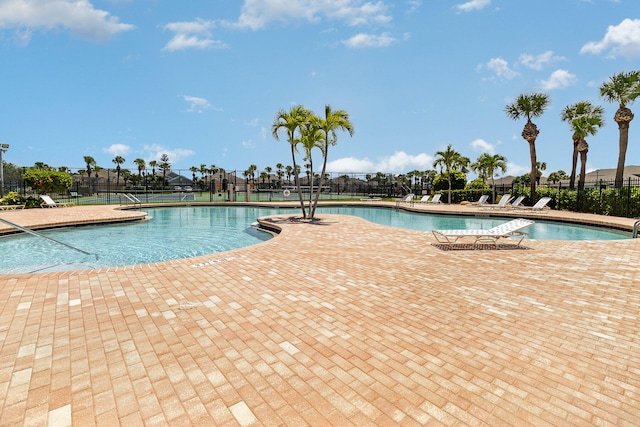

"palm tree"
[562, 102, 591, 189]
[472, 153, 507, 203]
[563, 102, 605, 190]
[148, 160, 157, 188]
[535, 161, 547, 185]
[298, 120, 325, 210]
[599, 70, 640, 188]
[112, 155, 125, 187]
[505, 93, 550, 204]
[275, 163, 284, 188]
[272, 105, 312, 218]
[83, 156, 96, 194]
[264, 166, 273, 189]
[547, 170, 569, 184]
[189, 166, 198, 188]
[311, 105, 354, 218]
[158, 154, 171, 189]
[433, 144, 470, 204]
[134, 158, 146, 181]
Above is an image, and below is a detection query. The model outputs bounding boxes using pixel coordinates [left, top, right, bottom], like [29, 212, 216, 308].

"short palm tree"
[599, 70, 640, 188]
[472, 153, 507, 203]
[433, 144, 470, 204]
[272, 105, 312, 218]
[505, 93, 551, 204]
[564, 102, 605, 190]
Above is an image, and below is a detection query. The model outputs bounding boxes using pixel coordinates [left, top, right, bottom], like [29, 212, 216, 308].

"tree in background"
[433, 144, 470, 203]
[158, 154, 171, 188]
[112, 155, 125, 187]
[599, 70, 640, 188]
[24, 169, 72, 194]
[564, 103, 605, 190]
[505, 92, 551, 205]
[471, 153, 507, 203]
[547, 170, 569, 184]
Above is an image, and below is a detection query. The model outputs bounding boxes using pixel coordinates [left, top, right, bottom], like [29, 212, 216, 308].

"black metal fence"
[3, 168, 640, 218]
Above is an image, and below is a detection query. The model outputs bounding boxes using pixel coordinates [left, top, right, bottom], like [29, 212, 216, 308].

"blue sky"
[1, 0, 639, 178]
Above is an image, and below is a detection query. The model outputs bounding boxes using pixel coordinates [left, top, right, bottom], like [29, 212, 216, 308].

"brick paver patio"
[1, 204, 639, 426]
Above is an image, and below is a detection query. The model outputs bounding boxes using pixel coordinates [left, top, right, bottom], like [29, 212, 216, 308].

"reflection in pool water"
[0, 206, 629, 273]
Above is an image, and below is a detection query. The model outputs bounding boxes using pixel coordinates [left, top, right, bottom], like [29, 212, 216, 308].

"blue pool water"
[0, 206, 629, 273]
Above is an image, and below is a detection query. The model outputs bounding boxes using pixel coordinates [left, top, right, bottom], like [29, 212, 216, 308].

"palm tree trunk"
[578, 150, 588, 191]
[569, 140, 578, 190]
[528, 140, 537, 205]
[291, 145, 306, 219]
[614, 122, 630, 188]
[447, 172, 452, 204]
[310, 136, 329, 219]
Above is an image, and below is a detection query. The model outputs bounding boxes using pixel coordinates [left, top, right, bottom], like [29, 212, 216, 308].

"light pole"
[0, 143, 9, 198]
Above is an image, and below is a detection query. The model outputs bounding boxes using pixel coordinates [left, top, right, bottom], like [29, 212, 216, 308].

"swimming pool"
[0, 206, 629, 273]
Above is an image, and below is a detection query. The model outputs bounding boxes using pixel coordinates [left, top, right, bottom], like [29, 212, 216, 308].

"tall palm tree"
[311, 105, 354, 218]
[472, 153, 507, 203]
[112, 155, 125, 187]
[562, 102, 593, 189]
[298, 120, 325, 210]
[272, 105, 312, 218]
[505, 92, 551, 204]
[599, 70, 640, 187]
[433, 144, 470, 204]
[564, 103, 605, 190]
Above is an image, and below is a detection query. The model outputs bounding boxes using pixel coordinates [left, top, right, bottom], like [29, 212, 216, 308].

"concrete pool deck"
[0, 203, 639, 426]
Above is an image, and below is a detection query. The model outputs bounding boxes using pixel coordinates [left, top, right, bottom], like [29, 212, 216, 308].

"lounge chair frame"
[432, 218, 535, 248]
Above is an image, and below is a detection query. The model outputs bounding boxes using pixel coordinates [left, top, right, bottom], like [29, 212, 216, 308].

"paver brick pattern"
[0, 205, 639, 426]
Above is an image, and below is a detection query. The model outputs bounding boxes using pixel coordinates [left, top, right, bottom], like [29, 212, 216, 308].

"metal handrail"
[633, 220, 640, 238]
[0, 218, 98, 259]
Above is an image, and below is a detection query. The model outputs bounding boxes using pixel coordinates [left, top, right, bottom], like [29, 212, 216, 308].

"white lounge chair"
[40, 195, 71, 208]
[417, 195, 431, 203]
[509, 195, 525, 208]
[468, 194, 489, 206]
[515, 196, 551, 212]
[427, 194, 442, 204]
[432, 218, 535, 248]
[479, 194, 512, 210]
[396, 194, 414, 207]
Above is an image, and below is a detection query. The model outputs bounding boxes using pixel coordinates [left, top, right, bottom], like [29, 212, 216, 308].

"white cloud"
[455, 0, 491, 13]
[343, 32, 396, 48]
[580, 18, 640, 58]
[182, 96, 211, 113]
[142, 144, 195, 164]
[519, 51, 566, 70]
[103, 144, 130, 156]
[0, 0, 134, 43]
[484, 57, 519, 80]
[406, 1, 422, 14]
[162, 19, 228, 51]
[470, 139, 495, 154]
[229, 0, 392, 30]
[540, 69, 577, 90]
[506, 162, 529, 176]
[326, 151, 433, 174]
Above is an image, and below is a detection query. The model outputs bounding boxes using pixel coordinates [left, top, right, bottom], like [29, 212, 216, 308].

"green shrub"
[23, 169, 73, 194]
